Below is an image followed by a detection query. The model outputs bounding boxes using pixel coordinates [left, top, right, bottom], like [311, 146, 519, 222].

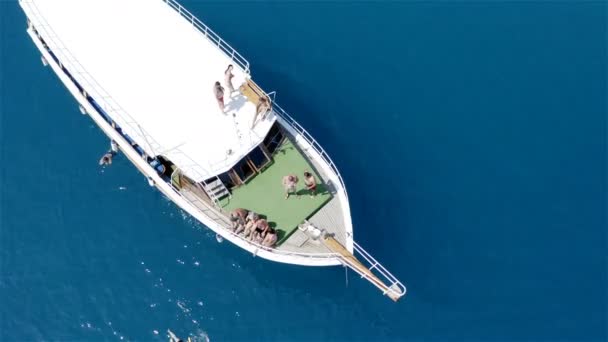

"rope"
[344, 265, 349, 288]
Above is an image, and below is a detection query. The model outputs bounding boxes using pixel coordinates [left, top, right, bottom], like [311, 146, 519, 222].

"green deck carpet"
[219, 138, 332, 243]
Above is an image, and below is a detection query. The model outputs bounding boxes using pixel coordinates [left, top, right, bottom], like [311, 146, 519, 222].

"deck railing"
[272, 104, 349, 201]
[352, 242, 407, 299]
[163, 0, 250, 74]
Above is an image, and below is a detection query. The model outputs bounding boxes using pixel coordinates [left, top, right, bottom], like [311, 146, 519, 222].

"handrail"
[352, 241, 406, 300]
[162, 0, 250, 74]
[271, 104, 349, 201]
[23, 0, 216, 183]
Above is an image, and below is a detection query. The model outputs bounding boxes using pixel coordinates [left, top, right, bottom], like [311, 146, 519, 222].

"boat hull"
[25, 25, 344, 267]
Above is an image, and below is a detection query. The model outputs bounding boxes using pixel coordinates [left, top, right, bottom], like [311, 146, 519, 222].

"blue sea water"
[1, 0, 606, 340]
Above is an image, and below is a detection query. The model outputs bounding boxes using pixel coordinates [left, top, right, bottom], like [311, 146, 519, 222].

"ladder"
[202, 176, 231, 204]
[323, 235, 406, 302]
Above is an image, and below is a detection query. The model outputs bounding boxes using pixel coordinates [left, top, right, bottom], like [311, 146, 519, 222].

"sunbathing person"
[252, 230, 265, 244]
[262, 227, 278, 247]
[246, 211, 259, 223]
[247, 218, 269, 243]
[229, 208, 248, 232]
[282, 174, 299, 199]
[243, 213, 260, 238]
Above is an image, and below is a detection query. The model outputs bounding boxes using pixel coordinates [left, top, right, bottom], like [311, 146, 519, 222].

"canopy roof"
[23, 0, 275, 181]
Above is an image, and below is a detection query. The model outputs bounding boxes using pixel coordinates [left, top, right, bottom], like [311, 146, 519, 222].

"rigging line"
[158, 141, 187, 156]
[344, 265, 349, 288]
[135, 123, 157, 156]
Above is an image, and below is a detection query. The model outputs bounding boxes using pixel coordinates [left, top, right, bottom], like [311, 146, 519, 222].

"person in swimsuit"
[282, 174, 298, 199]
[230, 208, 249, 232]
[224, 64, 235, 94]
[99, 151, 114, 166]
[243, 211, 260, 237]
[251, 97, 270, 129]
[262, 227, 278, 247]
[99, 140, 119, 166]
[168, 329, 182, 342]
[303, 171, 317, 197]
[168, 329, 191, 342]
[251, 218, 269, 243]
[213, 81, 225, 112]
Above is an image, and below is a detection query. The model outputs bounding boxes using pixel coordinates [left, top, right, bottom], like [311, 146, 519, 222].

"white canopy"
[23, 0, 275, 181]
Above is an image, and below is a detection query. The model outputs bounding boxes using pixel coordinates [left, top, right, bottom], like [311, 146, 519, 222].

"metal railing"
[163, 0, 250, 74]
[352, 241, 406, 299]
[272, 104, 349, 201]
[23, 0, 217, 184]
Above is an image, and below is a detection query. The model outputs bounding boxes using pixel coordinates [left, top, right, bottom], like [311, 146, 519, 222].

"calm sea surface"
[1, 1, 606, 341]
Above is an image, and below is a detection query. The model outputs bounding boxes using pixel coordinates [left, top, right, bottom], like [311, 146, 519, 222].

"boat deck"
[176, 126, 349, 256]
[219, 138, 332, 243]
[276, 135, 349, 254]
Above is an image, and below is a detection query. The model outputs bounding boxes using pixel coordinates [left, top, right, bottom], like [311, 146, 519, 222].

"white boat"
[19, 0, 406, 301]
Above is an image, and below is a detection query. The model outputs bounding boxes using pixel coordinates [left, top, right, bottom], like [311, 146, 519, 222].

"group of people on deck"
[227, 170, 319, 248]
[213, 64, 236, 113]
[213, 64, 271, 128]
[229, 208, 278, 247]
[282, 171, 317, 199]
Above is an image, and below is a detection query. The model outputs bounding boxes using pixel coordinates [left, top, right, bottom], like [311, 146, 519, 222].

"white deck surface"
[25, 0, 275, 181]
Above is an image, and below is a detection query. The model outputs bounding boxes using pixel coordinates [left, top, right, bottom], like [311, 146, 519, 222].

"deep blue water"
[1, 1, 606, 341]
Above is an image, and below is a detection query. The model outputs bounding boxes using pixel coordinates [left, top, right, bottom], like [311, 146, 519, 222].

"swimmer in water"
[98, 151, 114, 166]
[99, 140, 118, 166]
[168, 329, 183, 342]
[168, 329, 192, 342]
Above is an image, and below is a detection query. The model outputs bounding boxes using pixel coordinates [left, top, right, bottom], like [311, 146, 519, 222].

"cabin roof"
[23, 0, 275, 181]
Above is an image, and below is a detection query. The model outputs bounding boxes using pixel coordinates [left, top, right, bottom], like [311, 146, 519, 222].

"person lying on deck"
[246, 210, 259, 223]
[262, 227, 278, 247]
[230, 208, 248, 232]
